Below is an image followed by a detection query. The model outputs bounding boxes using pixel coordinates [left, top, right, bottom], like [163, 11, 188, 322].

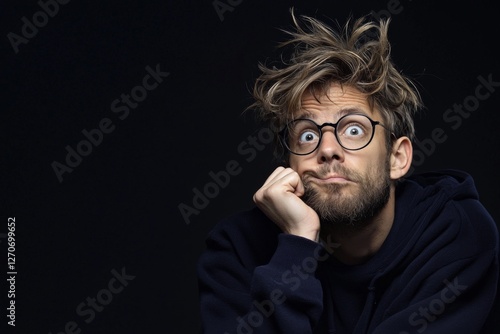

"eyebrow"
[295, 107, 369, 120]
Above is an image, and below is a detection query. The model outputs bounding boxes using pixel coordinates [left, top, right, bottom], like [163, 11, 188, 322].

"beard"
[301, 158, 391, 234]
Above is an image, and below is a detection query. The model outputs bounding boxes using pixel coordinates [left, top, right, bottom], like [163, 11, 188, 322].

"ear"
[390, 136, 412, 180]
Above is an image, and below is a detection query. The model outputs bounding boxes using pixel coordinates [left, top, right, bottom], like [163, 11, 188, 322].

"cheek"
[347, 150, 386, 176]
[364, 137, 389, 166]
[289, 158, 299, 171]
[366, 151, 390, 175]
[289, 156, 306, 174]
[373, 133, 390, 156]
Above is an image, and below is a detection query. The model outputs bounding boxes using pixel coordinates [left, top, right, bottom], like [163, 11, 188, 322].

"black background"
[2, 0, 499, 333]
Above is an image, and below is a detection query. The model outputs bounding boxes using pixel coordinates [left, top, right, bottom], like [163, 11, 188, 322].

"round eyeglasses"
[280, 114, 389, 155]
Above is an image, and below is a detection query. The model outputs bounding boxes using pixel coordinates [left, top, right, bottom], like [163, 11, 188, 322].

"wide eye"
[344, 124, 365, 137]
[299, 131, 319, 143]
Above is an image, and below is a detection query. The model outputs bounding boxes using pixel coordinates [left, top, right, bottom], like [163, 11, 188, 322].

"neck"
[320, 187, 396, 265]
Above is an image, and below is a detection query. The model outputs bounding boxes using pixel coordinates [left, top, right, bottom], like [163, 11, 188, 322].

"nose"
[316, 129, 344, 163]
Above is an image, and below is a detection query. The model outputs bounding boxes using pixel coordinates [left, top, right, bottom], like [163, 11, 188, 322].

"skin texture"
[253, 83, 413, 264]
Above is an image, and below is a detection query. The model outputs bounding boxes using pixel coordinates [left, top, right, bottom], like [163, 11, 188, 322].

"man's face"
[288, 83, 392, 230]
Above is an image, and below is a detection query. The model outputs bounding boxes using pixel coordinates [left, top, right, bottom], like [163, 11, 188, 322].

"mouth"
[311, 174, 352, 184]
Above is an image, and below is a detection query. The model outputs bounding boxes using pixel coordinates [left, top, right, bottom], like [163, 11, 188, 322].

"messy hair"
[248, 9, 423, 159]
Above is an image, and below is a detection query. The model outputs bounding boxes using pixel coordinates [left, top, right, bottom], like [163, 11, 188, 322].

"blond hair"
[248, 9, 423, 157]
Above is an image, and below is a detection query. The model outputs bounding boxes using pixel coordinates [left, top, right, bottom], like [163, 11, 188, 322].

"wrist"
[287, 228, 320, 242]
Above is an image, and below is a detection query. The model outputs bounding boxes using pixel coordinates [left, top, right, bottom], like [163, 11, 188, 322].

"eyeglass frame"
[279, 113, 391, 155]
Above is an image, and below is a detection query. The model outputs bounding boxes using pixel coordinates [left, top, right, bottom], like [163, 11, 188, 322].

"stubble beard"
[301, 159, 391, 234]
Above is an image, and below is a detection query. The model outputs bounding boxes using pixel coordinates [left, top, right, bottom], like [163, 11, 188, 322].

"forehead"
[297, 83, 376, 119]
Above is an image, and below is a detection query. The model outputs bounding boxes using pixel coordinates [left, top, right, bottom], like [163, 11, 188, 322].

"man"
[197, 9, 499, 334]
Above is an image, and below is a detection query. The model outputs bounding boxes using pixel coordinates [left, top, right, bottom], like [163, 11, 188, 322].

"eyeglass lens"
[285, 114, 375, 154]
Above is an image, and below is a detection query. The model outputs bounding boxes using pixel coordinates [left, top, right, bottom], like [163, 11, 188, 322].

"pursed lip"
[311, 174, 352, 184]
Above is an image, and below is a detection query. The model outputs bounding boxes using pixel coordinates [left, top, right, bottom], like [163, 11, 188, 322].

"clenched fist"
[253, 166, 320, 242]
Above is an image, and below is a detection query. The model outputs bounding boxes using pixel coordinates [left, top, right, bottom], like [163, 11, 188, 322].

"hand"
[253, 166, 320, 241]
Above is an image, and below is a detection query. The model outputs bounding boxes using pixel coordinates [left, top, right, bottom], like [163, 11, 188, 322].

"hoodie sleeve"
[197, 227, 327, 334]
[369, 199, 499, 334]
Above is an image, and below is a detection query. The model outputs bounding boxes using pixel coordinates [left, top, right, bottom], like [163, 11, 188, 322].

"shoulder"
[447, 195, 499, 255]
[434, 169, 498, 253]
[399, 169, 499, 256]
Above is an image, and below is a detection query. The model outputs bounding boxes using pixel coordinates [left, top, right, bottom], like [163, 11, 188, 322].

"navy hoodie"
[197, 169, 499, 333]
